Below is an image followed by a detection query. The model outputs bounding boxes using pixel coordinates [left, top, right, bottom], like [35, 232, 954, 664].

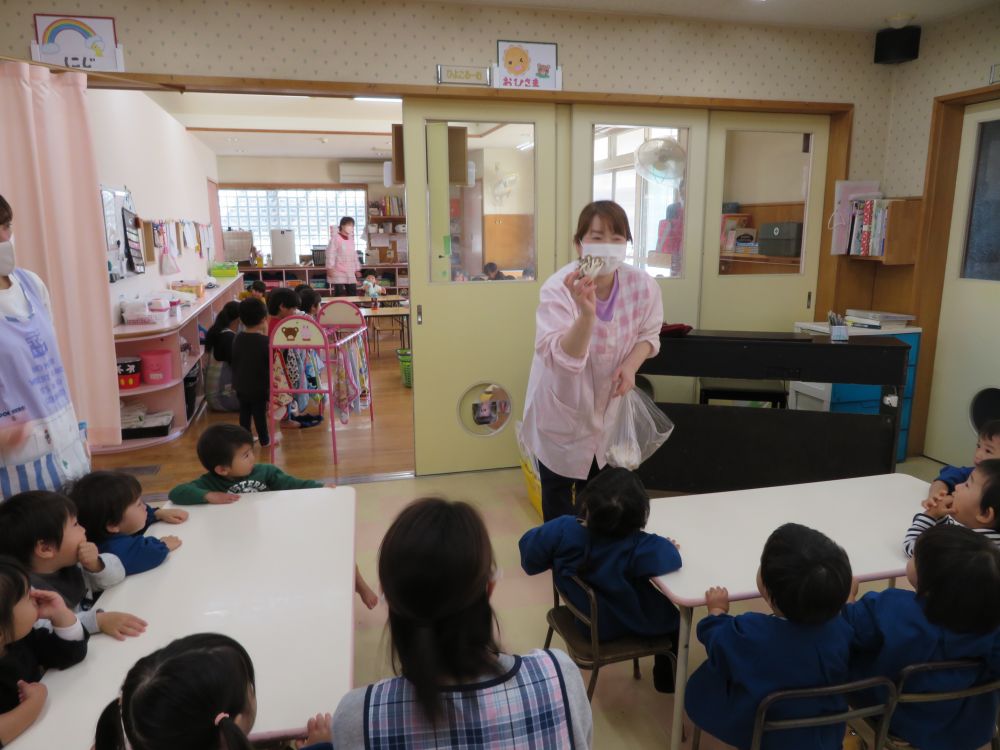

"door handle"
[806, 291, 812, 309]
[417, 304, 423, 325]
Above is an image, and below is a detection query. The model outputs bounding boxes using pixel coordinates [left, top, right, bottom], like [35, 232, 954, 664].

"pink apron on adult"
[0, 269, 89, 497]
[326, 232, 360, 285]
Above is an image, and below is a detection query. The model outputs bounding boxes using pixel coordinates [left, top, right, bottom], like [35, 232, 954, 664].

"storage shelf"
[369, 215, 406, 222]
[91, 427, 185, 454]
[118, 375, 184, 397]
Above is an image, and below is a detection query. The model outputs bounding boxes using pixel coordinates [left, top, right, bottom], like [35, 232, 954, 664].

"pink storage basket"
[140, 350, 173, 384]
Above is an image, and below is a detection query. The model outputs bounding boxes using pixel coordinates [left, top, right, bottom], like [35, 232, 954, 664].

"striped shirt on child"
[903, 513, 1000, 557]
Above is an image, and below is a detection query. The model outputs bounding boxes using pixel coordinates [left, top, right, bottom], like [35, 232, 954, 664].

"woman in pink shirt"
[522, 201, 663, 520]
[326, 217, 360, 297]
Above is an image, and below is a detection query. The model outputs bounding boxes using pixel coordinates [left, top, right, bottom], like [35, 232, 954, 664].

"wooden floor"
[94, 351, 415, 496]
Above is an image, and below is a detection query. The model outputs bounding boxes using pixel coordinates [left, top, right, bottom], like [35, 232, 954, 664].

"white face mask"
[0, 236, 15, 277]
[580, 242, 627, 276]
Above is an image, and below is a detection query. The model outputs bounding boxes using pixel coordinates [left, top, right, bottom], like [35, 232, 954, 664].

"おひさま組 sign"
[495, 41, 560, 91]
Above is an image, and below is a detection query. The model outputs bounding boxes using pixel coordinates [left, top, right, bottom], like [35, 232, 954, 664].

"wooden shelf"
[118, 375, 184, 397]
[92, 427, 185, 454]
[368, 215, 406, 222]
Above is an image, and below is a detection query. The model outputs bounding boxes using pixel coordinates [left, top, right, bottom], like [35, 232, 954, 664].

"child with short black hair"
[845, 524, 1000, 750]
[249, 280, 267, 299]
[926, 419, 1000, 502]
[68, 472, 187, 576]
[231, 297, 271, 446]
[519, 467, 681, 692]
[0, 490, 145, 639]
[685, 523, 854, 750]
[0, 555, 88, 744]
[903, 457, 1000, 556]
[94, 632, 333, 750]
[297, 284, 322, 317]
[168, 424, 378, 608]
[266, 286, 299, 321]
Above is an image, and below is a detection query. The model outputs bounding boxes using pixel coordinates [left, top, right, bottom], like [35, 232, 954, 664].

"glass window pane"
[592, 124, 688, 278]
[615, 128, 645, 157]
[593, 171, 613, 202]
[962, 119, 1000, 280]
[425, 121, 536, 283]
[594, 136, 609, 161]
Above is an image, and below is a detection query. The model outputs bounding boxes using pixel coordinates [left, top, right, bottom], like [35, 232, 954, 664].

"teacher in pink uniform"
[326, 216, 361, 297]
[522, 201, 663, 520]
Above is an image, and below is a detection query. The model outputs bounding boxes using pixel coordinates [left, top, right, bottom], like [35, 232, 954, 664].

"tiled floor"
[348, 456, 946, 748]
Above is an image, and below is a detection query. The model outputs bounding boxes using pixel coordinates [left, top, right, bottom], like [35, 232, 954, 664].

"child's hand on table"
[30, 589, 76, 628]
[17, 680, 46, 707]
[705, 586, 730, 616]
[298, 713, 333, 747]
[160, 535, 183, 552]
[155, 507, 189, 524]
[77, 541, 104, 573]
[849, 578, 860, 603]
[204, 492, 240, 504]
[667, 537, 681, 550]
[97, 611, 148, 640]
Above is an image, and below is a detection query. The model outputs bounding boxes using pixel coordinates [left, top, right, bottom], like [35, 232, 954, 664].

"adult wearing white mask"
[522, 201, 664, 520]
[0, 194, 90, 497]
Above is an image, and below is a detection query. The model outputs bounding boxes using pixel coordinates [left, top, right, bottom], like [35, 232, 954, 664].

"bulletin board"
[100, 186, 140, 282]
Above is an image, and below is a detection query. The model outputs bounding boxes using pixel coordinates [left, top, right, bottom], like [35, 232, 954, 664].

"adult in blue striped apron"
[0, 195, 89, 497]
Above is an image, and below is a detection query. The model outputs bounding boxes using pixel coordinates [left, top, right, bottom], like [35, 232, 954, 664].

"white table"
[646, 473, 929, 750]
[19, 487, 356, 748]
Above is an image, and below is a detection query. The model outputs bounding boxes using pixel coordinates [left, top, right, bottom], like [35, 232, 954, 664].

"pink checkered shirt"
[522, 262, 663, 479]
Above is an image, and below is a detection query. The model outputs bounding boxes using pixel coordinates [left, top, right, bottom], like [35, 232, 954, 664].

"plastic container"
[116, 357, 142, 390]
[210, 262, 239, 277]
[396, 348, 412, 388]
[140, 350, 173, 385]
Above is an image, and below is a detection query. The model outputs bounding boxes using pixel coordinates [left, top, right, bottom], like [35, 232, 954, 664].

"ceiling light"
[226, 137, 240, 143]
[319, 137, 329, 143]
[516, 141, 534, 151]
[353, 97, 402, 103]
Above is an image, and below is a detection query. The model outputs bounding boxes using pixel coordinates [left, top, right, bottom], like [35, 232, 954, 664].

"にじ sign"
[32, 14, 124, 72]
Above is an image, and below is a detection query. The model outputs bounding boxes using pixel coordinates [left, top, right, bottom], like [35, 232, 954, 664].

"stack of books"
[844, 309, 916, 329]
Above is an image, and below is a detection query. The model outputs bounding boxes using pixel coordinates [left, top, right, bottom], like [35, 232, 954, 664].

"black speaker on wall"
[874, 25, 921, 64]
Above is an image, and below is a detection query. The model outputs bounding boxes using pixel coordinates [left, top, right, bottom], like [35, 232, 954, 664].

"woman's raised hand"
[564, 270, 597, 318]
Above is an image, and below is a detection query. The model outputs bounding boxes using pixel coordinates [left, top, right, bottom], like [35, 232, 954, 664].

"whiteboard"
[100, 186, 138, 282]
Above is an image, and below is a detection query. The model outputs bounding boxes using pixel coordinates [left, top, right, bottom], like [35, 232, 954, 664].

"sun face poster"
[496, 40, 558, 90]
[32, 15, 123, 72]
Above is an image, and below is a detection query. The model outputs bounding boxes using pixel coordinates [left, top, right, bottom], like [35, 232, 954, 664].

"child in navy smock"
[685, 523, 854, 750]
[519, 467, 681, 692]
[903, 457, 1000, 556]
[844, 524, 1000, 750]
[925, 419, 1000, 502]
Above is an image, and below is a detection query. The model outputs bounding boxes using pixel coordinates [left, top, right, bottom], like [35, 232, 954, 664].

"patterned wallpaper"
[881, 4, 1000, 196]
[1, 0, 995, 194]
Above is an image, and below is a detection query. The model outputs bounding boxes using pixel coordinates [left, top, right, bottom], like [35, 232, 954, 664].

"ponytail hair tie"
[214, 712, 230, 726]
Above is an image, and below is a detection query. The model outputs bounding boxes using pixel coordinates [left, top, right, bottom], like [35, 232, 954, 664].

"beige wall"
[881, 5, 1000, 197]
[87, 89, 218, 319]
[216, 156, 404, 201]
[5, 2, 996, 200]
[723, 131, 810, 204]
[2, 0, 891, 186]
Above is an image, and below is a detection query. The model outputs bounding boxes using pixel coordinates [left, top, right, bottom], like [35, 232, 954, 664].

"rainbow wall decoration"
[32, 14, 123, 72]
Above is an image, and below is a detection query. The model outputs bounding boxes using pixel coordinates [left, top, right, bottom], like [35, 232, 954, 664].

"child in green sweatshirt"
[168, 424, 322, 505]
[168, 424, 379, 609]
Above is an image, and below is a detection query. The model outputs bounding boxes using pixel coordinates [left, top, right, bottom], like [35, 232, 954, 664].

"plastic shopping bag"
[605, 388, 674, 470]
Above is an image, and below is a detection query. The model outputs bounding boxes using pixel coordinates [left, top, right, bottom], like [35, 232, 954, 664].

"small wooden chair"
[692, 677, 896, 750]
[852, 659, 1000, 750]
[543, 574, 676, 701]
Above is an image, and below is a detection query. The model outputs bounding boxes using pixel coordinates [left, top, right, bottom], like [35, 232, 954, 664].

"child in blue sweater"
[925, 419, 1000, 503]
[68, 472, 188, 576]
[903, 458, 1000, 556]
[844, 524, 1000, 750]
[685, 523, 854, 750]
[519, 467, 682, 692]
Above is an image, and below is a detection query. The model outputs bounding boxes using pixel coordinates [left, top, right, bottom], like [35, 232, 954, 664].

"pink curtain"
[0, 62, 120, 445]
